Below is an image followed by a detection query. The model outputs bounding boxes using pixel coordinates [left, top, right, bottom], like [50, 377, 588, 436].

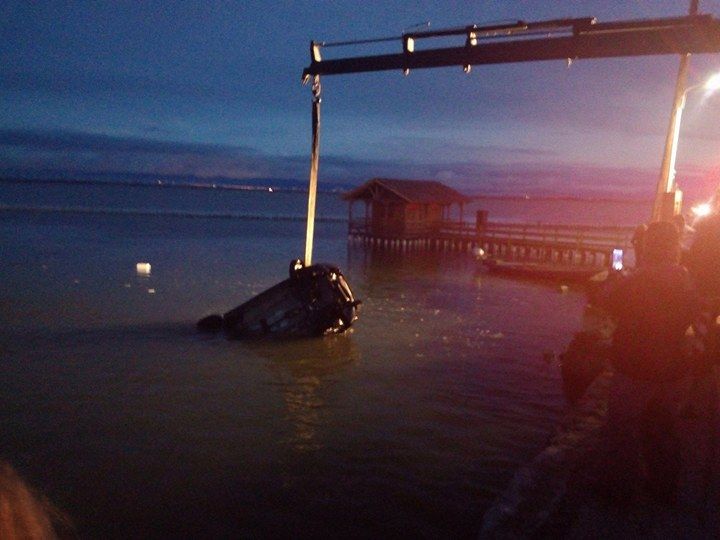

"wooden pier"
[348, 219, 634, 268]
[343, 178, 634, 269]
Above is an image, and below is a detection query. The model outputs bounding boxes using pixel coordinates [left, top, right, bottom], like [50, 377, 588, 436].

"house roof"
[343, 178, 471, 205]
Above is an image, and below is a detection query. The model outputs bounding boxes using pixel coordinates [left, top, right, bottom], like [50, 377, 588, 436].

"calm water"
[0, 181, 646, 537]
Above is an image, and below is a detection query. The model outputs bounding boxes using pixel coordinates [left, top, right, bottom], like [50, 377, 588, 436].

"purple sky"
[2, 0, 720, 199]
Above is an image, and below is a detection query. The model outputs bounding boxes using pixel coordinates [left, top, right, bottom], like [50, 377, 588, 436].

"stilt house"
[343, 178, 470, 238]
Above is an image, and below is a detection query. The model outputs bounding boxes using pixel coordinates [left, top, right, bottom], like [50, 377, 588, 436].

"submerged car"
[197, 259, 360, 339]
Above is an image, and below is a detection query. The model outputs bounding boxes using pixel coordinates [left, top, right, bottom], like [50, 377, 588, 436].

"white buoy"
[136, 262, 151, 276]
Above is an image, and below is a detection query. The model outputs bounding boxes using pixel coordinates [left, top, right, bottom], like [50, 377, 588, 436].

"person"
[631, 223, 648, 268]
[686, 212, 720, 301]
[684, 212, 720, 375]
[601, 221, 701, 502]
[682, 212, 720, 517]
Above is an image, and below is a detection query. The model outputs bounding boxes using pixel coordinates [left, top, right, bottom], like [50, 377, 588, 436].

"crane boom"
[302, 15, 720, 78]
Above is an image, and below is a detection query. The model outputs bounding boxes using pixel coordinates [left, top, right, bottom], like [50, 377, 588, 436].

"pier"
[349, 219, 634, 267]
[345, 178, 635, 268]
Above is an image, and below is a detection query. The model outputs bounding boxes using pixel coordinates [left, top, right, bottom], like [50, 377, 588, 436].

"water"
[0, 180, 645, 537]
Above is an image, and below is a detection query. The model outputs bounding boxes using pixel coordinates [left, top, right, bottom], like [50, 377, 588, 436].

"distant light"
[612, 248, 623, 271]
[404, 37, 415, 54]
[268, 187, 273, 192]
[704, 73, 720, 92]
[692, 202, 713, 217]
[312, 42, 322, 62]
[472, 246, 485, 258]
[136, 262, 151, 276]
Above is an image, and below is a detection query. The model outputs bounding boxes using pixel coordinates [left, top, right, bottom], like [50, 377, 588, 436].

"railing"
[460, 222, 631, 248]
[349, 219, 634, 248]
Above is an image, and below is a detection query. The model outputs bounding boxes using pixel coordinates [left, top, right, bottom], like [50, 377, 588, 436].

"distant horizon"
[0, 169, 662, 203]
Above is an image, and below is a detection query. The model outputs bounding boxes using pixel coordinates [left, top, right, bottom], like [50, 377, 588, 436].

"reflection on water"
[252, 336, 359, 452]
[347, 243, 459, 281]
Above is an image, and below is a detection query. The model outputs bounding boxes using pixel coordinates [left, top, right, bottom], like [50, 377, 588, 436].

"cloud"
[272, 152, 662, 198]
[0, 128, 282, 179]
[363, 135, 559, 163]
[0, 129, 258, 156]
[0, 127, 711, 199]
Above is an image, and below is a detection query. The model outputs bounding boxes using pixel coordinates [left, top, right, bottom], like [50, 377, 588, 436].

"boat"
[197, 259, 360, 338]
[480, 259, 605, 284]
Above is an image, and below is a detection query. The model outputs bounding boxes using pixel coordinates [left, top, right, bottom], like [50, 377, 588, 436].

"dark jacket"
[605, 264, 700, 382]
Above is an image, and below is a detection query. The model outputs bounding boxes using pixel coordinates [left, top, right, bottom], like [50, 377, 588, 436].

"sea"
[0, 179, 649, 537]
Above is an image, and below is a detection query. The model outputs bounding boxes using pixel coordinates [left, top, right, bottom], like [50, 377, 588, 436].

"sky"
[2, 0, 720, 199]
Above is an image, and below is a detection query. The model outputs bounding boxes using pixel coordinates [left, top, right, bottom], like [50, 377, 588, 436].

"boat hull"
[481, 259, 604, 284]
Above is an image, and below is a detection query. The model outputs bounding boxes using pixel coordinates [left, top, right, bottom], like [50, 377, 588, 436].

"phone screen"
[612, 248, 624, 271]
